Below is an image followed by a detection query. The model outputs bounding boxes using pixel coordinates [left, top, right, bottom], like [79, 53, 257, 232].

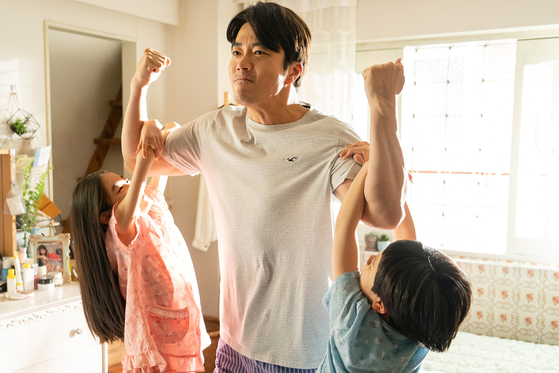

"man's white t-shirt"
[163, 106, 361, 369]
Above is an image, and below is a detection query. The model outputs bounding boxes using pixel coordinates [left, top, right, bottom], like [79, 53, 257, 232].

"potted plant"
[7, 110, 40, 140]
[377, 234, 391, 251]
[20, 163, 49, 254]
[9, 117, 29, 136]
[364, 232, 378, 251]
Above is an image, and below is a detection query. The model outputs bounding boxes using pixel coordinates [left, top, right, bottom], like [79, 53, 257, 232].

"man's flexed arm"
[123, 48, 171, 173]
[362, 59, 407, 229]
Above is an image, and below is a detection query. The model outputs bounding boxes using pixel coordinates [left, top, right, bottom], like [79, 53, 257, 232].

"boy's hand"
[362, 58, 405, 107]
[340, 141, 370, 165]
[137, 119, 164, 159]
[132, 48, 171, 88]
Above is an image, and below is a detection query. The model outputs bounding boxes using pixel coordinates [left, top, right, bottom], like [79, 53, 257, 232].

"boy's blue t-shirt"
[317, 271, 429, 373]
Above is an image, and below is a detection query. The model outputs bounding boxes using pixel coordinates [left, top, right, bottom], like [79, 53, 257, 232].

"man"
[122, 2, 406, 372]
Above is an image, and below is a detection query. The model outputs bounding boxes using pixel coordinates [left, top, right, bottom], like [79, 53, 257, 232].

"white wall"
[73, 0, 181, 26]
[0, 0, 169, 198]
[356, 0, 559, 42]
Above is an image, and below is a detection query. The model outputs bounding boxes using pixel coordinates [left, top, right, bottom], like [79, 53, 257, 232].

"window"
[354, 37, 559, 262]
[510, 38, 559, 259]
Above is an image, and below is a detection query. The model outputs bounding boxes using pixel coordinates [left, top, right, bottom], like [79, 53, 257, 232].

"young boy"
[317, 163, 472, 373]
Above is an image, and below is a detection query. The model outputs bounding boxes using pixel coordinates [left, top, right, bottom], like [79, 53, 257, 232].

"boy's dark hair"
[226, 1, 311, 88]
[372, 240, 472, 352]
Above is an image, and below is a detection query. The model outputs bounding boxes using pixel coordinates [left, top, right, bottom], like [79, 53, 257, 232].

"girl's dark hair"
[372, 240, 472, 352]
[227, 1, 311, 88]
[69, 171, 126, 343]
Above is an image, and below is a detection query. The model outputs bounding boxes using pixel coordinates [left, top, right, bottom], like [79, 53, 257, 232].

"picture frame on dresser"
[30, 233, 71, 283]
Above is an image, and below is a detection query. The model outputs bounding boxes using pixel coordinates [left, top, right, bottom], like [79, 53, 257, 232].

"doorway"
[46, 24, 136, 226]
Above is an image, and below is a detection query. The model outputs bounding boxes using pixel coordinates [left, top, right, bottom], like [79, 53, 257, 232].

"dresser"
[0, 283, 102, 373]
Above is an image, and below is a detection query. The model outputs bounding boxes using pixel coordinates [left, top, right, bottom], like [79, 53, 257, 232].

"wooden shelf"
[94, 138, 121, 146]
[0, 149, 16, 257]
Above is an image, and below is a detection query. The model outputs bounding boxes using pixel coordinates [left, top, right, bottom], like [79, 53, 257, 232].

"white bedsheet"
[420, 331, 559, 373]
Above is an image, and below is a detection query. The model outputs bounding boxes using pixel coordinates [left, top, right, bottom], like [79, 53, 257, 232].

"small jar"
[38, 277, 54, 291]
[49, 271, 63, 287]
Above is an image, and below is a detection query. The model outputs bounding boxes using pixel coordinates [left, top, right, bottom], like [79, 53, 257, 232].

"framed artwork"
[30, 233, 71, 283]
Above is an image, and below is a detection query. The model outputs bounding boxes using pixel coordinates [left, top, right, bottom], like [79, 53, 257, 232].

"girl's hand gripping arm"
[332, 162, 369, 280]
[138, 120, 181, 160]
[140, 121, 180, 192]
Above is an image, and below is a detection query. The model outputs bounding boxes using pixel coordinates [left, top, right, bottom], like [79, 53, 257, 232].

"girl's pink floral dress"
[106, 185, 210, 373]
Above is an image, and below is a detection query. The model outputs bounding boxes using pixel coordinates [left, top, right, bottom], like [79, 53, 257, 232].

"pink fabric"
[106, 185, 210, 373]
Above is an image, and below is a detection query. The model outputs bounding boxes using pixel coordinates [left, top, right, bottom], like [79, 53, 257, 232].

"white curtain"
[234, 0, 357, 124]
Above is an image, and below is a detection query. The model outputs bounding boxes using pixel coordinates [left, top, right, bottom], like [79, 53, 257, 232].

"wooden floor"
[108, 363, 123, 373]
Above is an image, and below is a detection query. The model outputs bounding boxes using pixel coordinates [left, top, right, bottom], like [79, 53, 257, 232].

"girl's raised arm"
[114, 149, 155, 245]
[148, 175, 167, 192]
[332, 162, 368, 280]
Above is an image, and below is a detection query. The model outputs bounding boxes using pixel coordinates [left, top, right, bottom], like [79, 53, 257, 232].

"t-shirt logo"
[285, 156, 298, 162]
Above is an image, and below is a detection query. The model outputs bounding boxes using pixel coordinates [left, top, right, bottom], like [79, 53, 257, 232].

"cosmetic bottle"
[14, 258, 23, 291]
[25, 259, 37, 290]
[1, 258, 12, 282]
[23, 264, 34, 291]
[49, 271, 63, 287]
[38, 277, 54, 291]
[7, 269, 16, 293]
[33, 263, 38, 289]
[17, 248, 26, 266]
[37, 258, 47, 278]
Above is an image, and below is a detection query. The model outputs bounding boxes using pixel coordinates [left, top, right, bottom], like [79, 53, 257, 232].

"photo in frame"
[29, 233, 71, 283]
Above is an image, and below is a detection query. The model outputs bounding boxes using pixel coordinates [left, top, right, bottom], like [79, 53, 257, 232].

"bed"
[420, 331, 559, 373]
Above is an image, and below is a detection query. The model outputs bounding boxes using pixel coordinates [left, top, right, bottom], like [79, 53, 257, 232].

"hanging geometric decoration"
[0, 86, 40, 140]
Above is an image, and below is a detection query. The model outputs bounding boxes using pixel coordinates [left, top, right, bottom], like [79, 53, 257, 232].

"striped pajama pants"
[214, 338, 318, 373]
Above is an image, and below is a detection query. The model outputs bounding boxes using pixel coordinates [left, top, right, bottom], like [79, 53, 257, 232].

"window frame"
[354, 28, 559, 265]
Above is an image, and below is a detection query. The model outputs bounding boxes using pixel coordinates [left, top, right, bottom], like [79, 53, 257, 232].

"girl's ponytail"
[70, 171, 126, 343]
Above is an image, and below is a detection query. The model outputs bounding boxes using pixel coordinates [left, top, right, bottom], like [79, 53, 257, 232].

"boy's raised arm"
[393, 202, 416, 241]
[332, 163, 369, 280]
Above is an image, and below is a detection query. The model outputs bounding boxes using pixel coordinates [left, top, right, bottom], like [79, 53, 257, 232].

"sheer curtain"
[233, 0, 357, 124]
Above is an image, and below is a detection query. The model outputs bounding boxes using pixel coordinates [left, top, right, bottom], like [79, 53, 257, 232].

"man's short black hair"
[226, 1, 311, 88]
[372, 240, 472, 352]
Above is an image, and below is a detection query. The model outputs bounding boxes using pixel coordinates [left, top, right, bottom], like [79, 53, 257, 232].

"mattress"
[420, 331, 559, 373]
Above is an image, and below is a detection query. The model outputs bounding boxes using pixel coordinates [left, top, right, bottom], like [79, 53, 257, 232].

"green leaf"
[20, 162, 51, 244]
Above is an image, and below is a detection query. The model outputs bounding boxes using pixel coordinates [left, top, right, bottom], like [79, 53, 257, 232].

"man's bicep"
[335, 177, 380, 228]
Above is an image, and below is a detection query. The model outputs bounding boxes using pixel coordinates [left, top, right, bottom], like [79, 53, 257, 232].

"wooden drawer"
[1, 307, 100, 372]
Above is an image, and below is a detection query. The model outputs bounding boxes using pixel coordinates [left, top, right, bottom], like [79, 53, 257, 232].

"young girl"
[70, 120, 209, 373]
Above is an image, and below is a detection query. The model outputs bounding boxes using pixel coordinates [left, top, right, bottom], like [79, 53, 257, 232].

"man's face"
[228, 23, 289, 106]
